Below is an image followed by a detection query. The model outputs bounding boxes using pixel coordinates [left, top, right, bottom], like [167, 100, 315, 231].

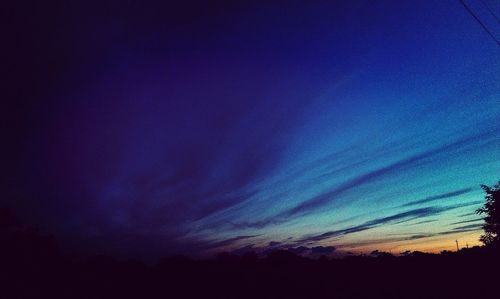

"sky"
[2, 0, 500, 258]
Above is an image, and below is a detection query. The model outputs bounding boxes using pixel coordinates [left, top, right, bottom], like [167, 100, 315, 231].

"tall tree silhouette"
[476, 181, 500, 246]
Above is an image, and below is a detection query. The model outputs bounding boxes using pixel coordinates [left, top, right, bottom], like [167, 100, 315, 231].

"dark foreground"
[1, 209, 499, 299]
[2, 245, 499, 298]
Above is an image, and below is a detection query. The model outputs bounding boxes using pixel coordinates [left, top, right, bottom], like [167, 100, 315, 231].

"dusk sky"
[3, 0, 500, 258]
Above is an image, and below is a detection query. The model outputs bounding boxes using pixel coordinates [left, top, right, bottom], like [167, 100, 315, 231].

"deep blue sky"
[3, 0, 499, 257]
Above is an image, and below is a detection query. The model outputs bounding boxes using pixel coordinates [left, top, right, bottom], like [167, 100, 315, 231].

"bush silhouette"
[476, 181, 500, 247]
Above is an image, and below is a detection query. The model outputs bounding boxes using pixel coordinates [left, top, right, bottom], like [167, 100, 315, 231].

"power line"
[479, 0, 500, 24]
[459, 0, 500, 47]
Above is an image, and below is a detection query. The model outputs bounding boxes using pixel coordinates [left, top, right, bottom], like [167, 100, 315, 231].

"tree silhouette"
[476, 181, 500, 247]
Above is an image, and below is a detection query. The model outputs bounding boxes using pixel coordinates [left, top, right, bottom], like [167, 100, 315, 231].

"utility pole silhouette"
[455, 240, 459, 251]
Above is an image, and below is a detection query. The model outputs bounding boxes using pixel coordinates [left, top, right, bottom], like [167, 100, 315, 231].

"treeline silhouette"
[1, 207, 498, 299]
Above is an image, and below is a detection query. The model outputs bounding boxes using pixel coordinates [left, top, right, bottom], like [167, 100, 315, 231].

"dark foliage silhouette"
[476, 181, 500, 246]
[1, 206, 499, 299]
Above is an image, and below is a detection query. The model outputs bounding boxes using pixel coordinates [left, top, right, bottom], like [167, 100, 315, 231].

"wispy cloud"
[201, 235, 258, 251]
[449, 218, 483, 226]
[404, 219, 437, 226]
[276, 130, 495, 220]
[452, 223, 483, 231]
[404, 227, 483, 241]
[399, 188, 473, 208]
[297, 201, 483, 243]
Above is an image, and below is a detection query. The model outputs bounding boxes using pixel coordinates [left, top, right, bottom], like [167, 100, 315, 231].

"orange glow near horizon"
[333, 230, 484, 255]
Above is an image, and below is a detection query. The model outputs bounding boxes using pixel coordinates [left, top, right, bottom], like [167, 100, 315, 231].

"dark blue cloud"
[399, 188, 473, 208]
[452, 223, 484, 231]
[457, 212, 479, 218]
[449, 218, 484, 226]
[201, 235, 258, 251]
[335, 225, 484, 247]
[298, 201, 484, 243]
[311, 246, 336, 255]
[230, 244, 256, 256]
[403, 227, 484, 241]
[278, 131, 496, 219]
[406, 219, 437, 225]
[287, 246, 310, 255]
